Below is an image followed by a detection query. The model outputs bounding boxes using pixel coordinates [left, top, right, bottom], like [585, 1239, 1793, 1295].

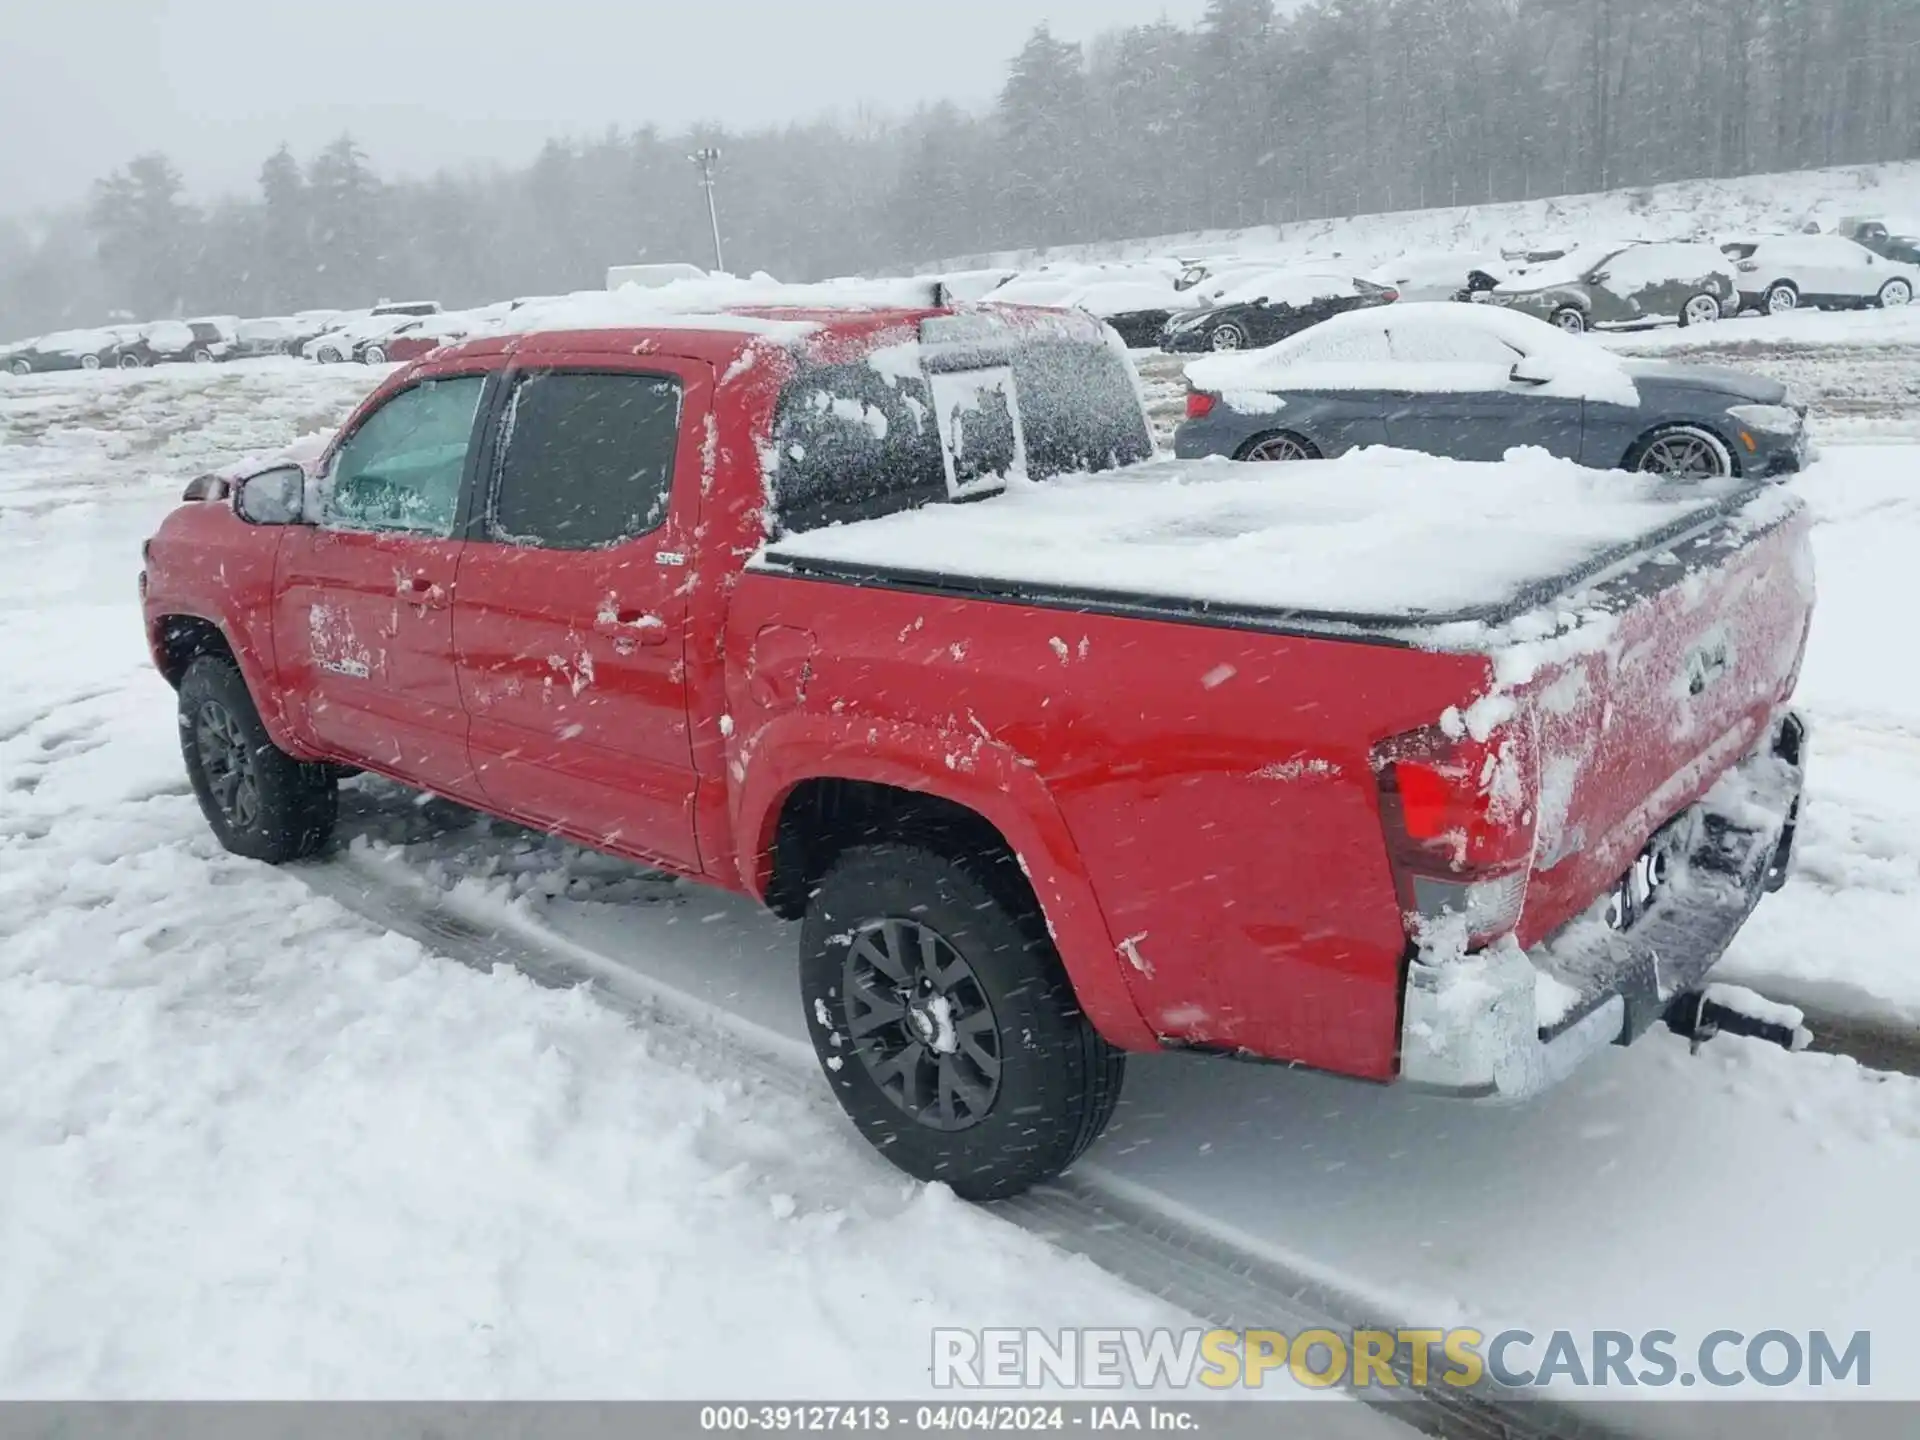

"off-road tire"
[179, 655, 336, 863]
[800, 843, 1124, 1201]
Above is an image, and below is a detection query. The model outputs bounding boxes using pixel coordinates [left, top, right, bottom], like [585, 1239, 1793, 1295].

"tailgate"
[1513, 488, 1814, 947]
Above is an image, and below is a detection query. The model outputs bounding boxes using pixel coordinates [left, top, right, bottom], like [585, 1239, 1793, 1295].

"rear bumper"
[1399, 709, 1805, 1099]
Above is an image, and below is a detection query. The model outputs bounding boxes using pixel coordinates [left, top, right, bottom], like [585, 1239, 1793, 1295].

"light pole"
[690, 146, 725, 274]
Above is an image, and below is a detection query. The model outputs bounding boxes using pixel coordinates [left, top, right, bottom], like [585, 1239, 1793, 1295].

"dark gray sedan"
[1173, 303, 1808, 480]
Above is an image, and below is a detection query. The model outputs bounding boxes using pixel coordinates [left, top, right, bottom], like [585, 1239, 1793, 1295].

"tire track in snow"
[291, 846, 1627, 1440]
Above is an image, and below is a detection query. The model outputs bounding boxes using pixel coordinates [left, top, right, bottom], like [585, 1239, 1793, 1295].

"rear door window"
[487, 371, 683, 549]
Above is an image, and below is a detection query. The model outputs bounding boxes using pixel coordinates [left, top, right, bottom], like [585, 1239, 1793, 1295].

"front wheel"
[1679, 293, 1722, 328]
[1550, 306, 1587, 334]
[314, 346, 342, 364]
[179, 655, 337, 863]
[1630, 424, 1735, 481]
[5, 359, 28, 376]
[190, 347, 214, 364]
[361, 344, 387, 365]
[118, 352, 145, 369]
[1878, 278, 1913, 309]
[800, 844, 1124, 1201]
[1209, 322, 1247, 351]
[80, 353, 101, 371]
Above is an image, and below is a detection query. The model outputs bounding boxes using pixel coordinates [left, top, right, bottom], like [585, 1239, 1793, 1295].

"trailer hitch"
[1664, 986, 1812, 1056]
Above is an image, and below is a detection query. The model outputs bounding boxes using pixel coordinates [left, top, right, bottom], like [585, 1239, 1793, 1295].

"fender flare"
[731, 710, 1161, 1052]
[149, 608, 312, 759]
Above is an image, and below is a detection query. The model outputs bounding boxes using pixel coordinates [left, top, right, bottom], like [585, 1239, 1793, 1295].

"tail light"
[1383, 288, 1401, 302]
[1372, 718, 1538, 948]
[1185, 390, 1217, 420]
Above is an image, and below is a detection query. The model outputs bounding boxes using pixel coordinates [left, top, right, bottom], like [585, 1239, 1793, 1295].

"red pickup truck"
[141, 299, 1812, 1199]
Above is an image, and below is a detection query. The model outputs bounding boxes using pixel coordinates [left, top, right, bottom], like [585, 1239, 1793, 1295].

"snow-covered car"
[1720, 234, 1919, 315]
[368, 300, 442, 318]
[1056, 279, 1192, 347]
[231, 313, 345, 358]
[112, 318, 239, 368]
[1483, 241, 1739, 333]
[1160, 270, 1397, 352]
[354, 312, 506, 364]
[978, 267, 1193, 346]
[302, 313, 418, 363]
[4, 327, 132, 374]
[1175, 301, 1808, 480]
[1368, 250, 1505, 303]
[1838, 218, 1920, 266]
[1174, 255, 1319, 295]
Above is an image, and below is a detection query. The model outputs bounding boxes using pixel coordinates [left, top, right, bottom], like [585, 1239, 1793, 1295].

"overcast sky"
[1, 0, 1215, 214]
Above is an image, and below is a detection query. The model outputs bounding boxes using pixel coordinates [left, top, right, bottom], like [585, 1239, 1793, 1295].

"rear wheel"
[1238, 431, 1321, 463]
[1209, 322, 1247, 351]
[118, 352, 145, 369]
[1630, 424, 1735, 481]
[190, 347, 214, 364]
[1550, 306, 1587, 334]
[5, 359, 28, 376]
[1765, 282, 1799, 316]
[179, 655, 337, 864]
[1679, 293, 1722, 328]
[1878, 278, 1913, 309]
[800, 843, 1124, 1201]
[315, 346, 342, 364]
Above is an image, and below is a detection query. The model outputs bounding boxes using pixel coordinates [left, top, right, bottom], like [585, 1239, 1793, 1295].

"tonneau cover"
[757, 449, 1802, 638]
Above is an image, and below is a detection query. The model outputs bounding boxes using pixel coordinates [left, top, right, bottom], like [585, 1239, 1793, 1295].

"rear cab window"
[766, 311, 1151, 537]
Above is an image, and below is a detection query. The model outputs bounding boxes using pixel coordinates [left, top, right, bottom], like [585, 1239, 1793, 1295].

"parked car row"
[2, 318, 244, 375]
[1, 301, 444, 377]
[949, 219, 1919, 354]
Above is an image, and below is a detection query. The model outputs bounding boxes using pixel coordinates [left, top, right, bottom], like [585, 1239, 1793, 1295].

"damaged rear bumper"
[1398, 709, 1806, 1100]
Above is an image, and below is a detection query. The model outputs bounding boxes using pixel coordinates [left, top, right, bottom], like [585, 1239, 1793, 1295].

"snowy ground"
[3, 353, 1919, 1409]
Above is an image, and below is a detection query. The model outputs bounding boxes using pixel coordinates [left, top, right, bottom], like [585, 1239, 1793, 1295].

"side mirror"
[1587, 271, 1611, 284]
[234, 465, 307, 525]
[1510, 357, 1555, 386]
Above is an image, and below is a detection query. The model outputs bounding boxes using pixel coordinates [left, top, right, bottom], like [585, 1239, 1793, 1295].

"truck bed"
[757, 449, 1802, 637]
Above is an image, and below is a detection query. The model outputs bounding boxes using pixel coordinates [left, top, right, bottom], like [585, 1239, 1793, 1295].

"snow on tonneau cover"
[760, 441, 1815, 994]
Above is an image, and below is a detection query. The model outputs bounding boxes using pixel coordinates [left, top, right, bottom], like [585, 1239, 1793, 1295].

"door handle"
[396, 573, 449, 609]
[595, 608, 669, 645]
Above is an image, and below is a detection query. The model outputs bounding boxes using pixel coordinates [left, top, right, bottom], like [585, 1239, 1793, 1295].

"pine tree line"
[2, 0, 1916, 338]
